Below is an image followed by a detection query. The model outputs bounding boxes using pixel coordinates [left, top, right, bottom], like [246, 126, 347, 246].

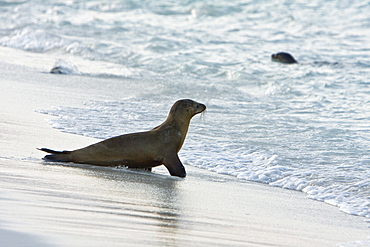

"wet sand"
[0, 47, 369, 246]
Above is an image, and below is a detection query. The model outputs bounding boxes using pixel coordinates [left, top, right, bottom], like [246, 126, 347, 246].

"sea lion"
[271, 52, 298, 64]
[39, 99, 206, 177]
[271, 52, 338, 66]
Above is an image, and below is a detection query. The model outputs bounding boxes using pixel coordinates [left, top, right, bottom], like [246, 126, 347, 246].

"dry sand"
[0, 47, 369, 246]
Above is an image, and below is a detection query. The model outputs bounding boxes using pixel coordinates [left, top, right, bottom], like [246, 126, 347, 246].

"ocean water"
[1, 0, 370, 222]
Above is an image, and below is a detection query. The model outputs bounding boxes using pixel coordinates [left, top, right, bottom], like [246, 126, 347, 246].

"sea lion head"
[271, 52, 298, 64]
[169, 99, 206, 119]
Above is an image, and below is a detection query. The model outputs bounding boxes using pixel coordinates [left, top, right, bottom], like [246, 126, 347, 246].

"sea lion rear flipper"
[37, 148, 72, 154]
[38, 148, 73, 162]
[163, 153, 186, 178]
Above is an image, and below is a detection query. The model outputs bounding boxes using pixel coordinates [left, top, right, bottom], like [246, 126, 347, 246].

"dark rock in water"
[50, 60, 80, 75]
[50, 66, 65, 74]
[271, 52, 298, 64]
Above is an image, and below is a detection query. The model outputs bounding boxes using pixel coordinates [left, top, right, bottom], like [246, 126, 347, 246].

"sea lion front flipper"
[163, 153, 186, 178]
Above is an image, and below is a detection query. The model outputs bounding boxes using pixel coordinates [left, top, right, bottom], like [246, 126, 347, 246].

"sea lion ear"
[163, 153, 186, 177]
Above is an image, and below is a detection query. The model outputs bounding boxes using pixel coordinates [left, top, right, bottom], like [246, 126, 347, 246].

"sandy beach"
[0, 47, 369, 247]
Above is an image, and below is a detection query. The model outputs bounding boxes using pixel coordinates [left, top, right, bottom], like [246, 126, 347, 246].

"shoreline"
[0, 47, 369, 246]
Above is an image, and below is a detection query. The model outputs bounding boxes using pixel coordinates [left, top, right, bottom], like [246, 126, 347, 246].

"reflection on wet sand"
[1, 160, 369, 247]
[0, 160, 185, 246]
[83, 165, 183, 246]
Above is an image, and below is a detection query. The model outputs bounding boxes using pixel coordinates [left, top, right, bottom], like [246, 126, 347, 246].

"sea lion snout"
[195, 103, 206, 114]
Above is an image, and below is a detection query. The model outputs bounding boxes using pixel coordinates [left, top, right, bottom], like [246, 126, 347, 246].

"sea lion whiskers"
[199, 109, 206, 122]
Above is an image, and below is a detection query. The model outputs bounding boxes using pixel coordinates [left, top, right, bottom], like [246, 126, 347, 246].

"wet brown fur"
[39, 99, 206, 177]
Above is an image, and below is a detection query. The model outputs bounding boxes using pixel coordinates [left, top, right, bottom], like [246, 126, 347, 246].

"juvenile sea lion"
[39, 99, 206, 177]
[271, 52, 298, 64]
[271, 52, 338, 66]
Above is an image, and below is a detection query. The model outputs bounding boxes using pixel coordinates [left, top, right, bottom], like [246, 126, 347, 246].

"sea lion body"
[39, 99, 206, 177]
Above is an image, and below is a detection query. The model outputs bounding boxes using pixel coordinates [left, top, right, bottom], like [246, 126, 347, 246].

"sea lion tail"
[37, 148, 72, 162]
